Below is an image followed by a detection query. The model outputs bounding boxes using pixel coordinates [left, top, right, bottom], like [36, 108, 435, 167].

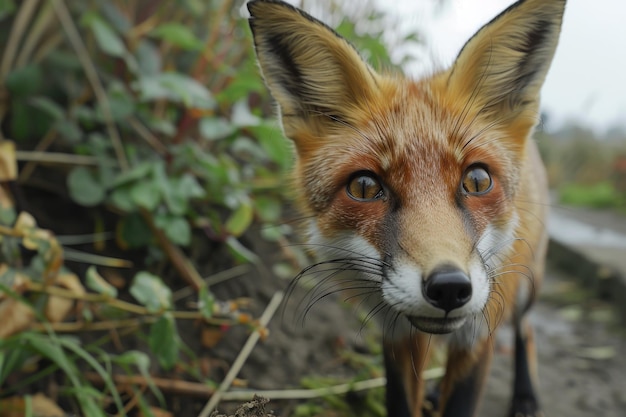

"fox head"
[248, 0, 564, 337]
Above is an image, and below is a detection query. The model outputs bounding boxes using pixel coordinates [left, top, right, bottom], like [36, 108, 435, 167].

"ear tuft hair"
[446, 0, 566, 120]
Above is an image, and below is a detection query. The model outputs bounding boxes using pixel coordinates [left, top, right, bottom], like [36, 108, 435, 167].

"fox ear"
[247, 0, 379, 137]
[446, 0, 566, 125]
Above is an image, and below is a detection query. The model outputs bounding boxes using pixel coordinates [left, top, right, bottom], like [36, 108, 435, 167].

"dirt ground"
[211, 260, 626, 417]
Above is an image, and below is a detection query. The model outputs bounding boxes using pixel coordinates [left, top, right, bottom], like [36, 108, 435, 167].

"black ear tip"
[246, 1, 259, 16]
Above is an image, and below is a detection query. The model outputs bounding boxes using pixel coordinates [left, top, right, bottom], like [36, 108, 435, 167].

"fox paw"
[508, 397, 543, 417]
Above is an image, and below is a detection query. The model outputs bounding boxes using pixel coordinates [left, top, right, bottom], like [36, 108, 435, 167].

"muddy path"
[213, 262, 626, 417]
[482, 268, 626, 417]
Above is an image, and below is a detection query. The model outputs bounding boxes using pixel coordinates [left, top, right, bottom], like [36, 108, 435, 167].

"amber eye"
[462, 165, 492, 195]
[347, 173, 384, 201]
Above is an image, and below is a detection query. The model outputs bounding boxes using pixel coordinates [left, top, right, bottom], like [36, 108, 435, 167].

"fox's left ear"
[446, 0, 566, 126]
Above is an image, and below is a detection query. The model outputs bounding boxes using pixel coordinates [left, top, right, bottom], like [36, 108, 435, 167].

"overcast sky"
[381, 0, 626, 133]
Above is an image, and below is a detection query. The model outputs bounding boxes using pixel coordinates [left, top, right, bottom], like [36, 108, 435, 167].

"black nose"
[423, 267, 472, 313]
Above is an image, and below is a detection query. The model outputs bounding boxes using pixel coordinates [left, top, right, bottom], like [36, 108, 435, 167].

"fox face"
[249, 0, 565, 415]
[249, 0, 560, 339]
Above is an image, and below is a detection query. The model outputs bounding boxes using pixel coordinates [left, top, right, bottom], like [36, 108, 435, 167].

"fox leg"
[438, 337, 494, 417]
[509, 318, 541, 417]
[384, 332, 433, 417]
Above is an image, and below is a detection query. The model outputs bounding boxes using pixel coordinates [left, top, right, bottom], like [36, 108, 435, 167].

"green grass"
[559, 182, 625, 210]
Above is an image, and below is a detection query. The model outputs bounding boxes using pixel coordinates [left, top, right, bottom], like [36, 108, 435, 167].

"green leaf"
[83, 13, 126, 57]
[28, 96, 64, 120]
[136, 40, 162, 76]
[178, 174, 205, 199]
[55, 119, 83, 143]
[85, 266, 118, 298]
[225, 201, 253, 237]
[109, 186, 136, 212]
[112, 162, 153, 187]
[56, 337, 124, 413]
[199, 117, 236, 141]
[198, 285, 214, 319]
[248, 123, 292, 168]
[134, 72, 215, 109]
[117, 213, 153, 249]
[226, 236, 259, 264]
[149, 313, 180, 370]
[130, 181, 161, 210]
[0, 206, 16, 226]
[155, 214, 191, 246]
[98, 82, 135, 121]
[113, 350, 150, 370]
[5, 65, 42, 96]
[130, 271, 172, 313]
[67, 167, 106, 207]
[254, 196, 282, 222]
[0, 0, 15, 20]
[151, 23, 204, 50]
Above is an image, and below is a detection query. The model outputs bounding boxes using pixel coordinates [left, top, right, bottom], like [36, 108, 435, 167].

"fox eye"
[347, 172, 384, 201]
[462, 166, 492, 195]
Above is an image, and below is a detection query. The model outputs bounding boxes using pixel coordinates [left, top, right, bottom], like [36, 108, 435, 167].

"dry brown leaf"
[13, 211, 36, 232]
[45, 273, 85, 323]
[0, 141, 17, 182]
[31, 393, 66, 417]
[0, 393, 66, 417]
[201, 327, 225, 348]
[0, 298, 34, 338]
[0, 184, 13, 211]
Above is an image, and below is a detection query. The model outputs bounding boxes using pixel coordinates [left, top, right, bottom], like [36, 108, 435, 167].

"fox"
[247, 0, 565, 416]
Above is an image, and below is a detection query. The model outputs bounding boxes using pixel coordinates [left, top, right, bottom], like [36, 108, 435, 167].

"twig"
[0, 0, 40, 133]
[220, 367, 445, 401]
[172, 264, 252, 302]
[17, 128, 59, 182]
[127, 117, 168, 155]
[15, 0, 54, 68]
[141, 209, 205, 291]
[50, 0, 129, 171]
[84, 372, 216, 398]
[16, 150, 99, 166]
[198, 291, 284, 417]
[62, 247, 133, 268]
[0, 0, 39, 78]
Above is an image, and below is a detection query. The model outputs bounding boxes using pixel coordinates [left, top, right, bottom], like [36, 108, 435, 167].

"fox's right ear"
[247, 0, 380, 139]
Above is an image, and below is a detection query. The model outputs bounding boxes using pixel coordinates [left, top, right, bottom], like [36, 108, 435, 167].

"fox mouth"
[407, 315, 467, 334]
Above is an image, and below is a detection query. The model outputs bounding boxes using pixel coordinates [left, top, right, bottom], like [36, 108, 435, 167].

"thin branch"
[221, 367, 445, 401]
[0, 0, 40, 133]
[50, 0, 129, 171]
[16, 150, 99, 166]
[127, 117, 168, 155]
[198, 291, 284, 417]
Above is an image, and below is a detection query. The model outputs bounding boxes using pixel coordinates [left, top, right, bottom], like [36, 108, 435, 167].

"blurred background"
[0, 1, 624, 416]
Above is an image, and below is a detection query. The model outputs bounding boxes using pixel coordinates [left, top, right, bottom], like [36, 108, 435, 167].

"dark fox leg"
[439, 337, 494, 417]
[509, 319, 542, 417]
[384, 333, 433, 417]
[384, 344, 411, 417]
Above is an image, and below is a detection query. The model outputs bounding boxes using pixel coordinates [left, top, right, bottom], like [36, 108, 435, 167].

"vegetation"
[537, 122, 626, 211]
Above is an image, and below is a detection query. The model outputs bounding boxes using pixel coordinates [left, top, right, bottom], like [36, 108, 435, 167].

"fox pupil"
[463, 167, 491, 194]
[348, 174, 381, 200]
